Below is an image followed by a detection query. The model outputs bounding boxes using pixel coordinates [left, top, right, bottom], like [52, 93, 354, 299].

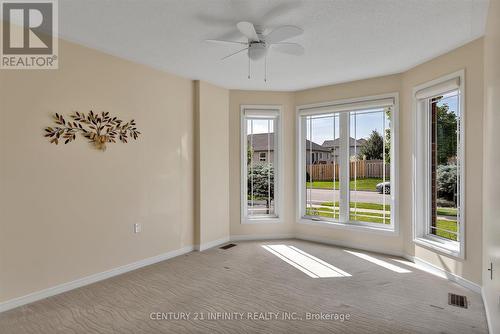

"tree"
[358, 130, 384, 160]
[248, 164, 274, 213]
[384, 107, 391, 163]
[436, 103, 458, 164]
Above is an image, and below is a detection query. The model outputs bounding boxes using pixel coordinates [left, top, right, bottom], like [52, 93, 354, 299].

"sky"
[437, 93, 459, 115]
[307, 109, 390, 145]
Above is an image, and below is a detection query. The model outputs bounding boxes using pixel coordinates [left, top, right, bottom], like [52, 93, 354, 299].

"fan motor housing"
[248, 42, 267, 60]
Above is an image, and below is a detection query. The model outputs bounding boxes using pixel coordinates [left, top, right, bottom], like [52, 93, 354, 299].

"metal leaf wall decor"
[44, 111, 141, 151]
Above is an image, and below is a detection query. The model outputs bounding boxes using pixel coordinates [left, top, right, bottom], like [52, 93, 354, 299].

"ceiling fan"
[206, 21, 304, 81]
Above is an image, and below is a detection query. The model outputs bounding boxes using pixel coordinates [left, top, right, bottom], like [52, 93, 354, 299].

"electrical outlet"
[134, 223, 142, 234]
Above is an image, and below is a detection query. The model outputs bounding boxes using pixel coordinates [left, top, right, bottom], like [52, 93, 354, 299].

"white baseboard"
[0, 245, 194, 313]
[195, 236, 230, 251]
[0, 234, 484, 315]
[231, 233, 294, 241]
[295, 234, 405, 257]
[403, 255, 481, 294]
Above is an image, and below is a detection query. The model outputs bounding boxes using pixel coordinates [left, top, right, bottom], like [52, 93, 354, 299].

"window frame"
[240, 105, 283, 224]
[296, 93, 399, 235]
[412, 70, 465, 258]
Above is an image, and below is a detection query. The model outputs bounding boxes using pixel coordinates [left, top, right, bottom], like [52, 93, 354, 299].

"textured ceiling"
[58, 0, 489, 91]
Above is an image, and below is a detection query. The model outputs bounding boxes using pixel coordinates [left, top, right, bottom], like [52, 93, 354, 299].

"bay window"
[297, 94, 398, 232]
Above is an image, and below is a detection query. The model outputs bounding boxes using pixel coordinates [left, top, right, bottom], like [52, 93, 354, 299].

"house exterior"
[322, 137, 367, 162]
[304, 140, 331, 164]
[248, 133, 330, 164]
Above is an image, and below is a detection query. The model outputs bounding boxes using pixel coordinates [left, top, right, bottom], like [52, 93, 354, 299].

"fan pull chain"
[248, 56, 250, 79]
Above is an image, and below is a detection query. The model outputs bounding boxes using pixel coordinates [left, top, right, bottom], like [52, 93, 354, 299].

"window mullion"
[300, 117, 307, 218]
[333, 115, 337, 219]
[339, 112, 350, 222]
[267, 119, 271, 215]
[243, 119, 248, 219]
[382, 109, 386, 224]
[309, 117, 313, 213]
[250, 120, 254, 214]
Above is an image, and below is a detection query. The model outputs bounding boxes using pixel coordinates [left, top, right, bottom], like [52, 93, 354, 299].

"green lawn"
[306, 206, 390, 224]
[321, 201, 390, 211]
[306, 201, 458, 233]
[436, 207, 458, 217]
[306, 178, 384, 192]
[320, 201, 457, 217]
[434, 220, 458, 241]
[310, 206, 390, 218]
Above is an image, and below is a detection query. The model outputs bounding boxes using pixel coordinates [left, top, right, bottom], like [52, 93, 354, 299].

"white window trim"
[412, 70, 465, 259]
[296, 93, 399, 235]
[241, 105, 283, 224]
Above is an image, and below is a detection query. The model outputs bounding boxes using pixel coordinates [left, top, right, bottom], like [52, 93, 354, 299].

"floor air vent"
[448, 293, 468, 308]
[220, 243, 237, 250]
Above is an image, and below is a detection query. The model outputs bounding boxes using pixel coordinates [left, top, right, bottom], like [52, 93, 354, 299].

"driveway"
[306, 188, 390, 204]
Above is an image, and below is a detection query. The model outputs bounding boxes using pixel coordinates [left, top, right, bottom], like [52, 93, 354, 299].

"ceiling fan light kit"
[206, 21, 304, 81]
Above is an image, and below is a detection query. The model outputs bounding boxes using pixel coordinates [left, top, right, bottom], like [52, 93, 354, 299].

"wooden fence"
[308, 160, 390, 180]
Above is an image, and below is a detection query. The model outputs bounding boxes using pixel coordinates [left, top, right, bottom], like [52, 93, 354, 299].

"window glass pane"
[349, 108, 391, 225]
[304, 113, 340, 220]
[299, 100, 395, 230]
[247, 118, 275, 217]
[430, 91, 459, 241]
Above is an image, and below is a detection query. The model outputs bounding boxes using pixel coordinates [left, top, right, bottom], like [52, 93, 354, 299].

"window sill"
[242, 217, 281, 224]
[298, 218, 397, 236]
[414, 236, 463, 259]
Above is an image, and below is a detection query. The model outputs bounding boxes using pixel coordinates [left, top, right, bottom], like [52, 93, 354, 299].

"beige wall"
[195, 81, 230, 247]
[229, 39, 485, 285]
[229, 91, 295, 238]
[402, 38, 484, 284]
[483, 0, 500, 331]
[0, 39, 195, 302]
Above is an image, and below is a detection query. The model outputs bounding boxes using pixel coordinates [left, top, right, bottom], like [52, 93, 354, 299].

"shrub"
[248, 163, 274, 200]
[436, 164, 457, 202]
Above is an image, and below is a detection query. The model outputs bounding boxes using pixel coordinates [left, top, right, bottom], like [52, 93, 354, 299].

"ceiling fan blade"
[221, 47, 249, 60]
[236, 21, 260, 42]
[266, 25, 303, 44]
[272, 42, 304, 56]
[205, 39, 247, 45]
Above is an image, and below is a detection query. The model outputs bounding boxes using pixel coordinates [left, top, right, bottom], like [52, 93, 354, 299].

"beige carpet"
[0, 239, 488, 333]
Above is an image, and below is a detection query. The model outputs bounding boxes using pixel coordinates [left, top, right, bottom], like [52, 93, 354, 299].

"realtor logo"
[1, 0, 58, 69]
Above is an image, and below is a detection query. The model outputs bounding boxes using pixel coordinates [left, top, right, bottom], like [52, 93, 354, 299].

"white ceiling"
[59, 0, 489, 91]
